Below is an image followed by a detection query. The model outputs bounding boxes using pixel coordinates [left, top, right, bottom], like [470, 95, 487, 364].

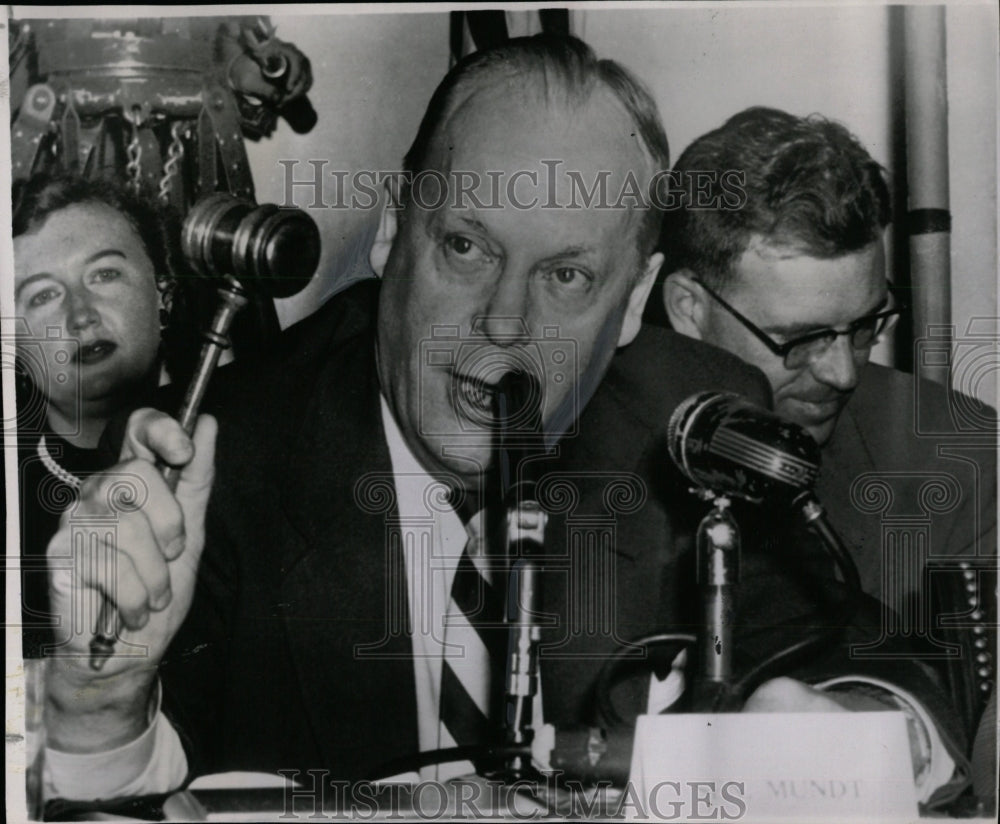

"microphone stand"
[494, 369, 546, 781]
[500, 489, 547, 779]
[689, 491, 742, 712]
[370, 370, 548, 785]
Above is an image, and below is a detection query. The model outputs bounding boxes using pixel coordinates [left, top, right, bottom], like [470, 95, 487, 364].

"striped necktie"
[438, 510, 506, 777]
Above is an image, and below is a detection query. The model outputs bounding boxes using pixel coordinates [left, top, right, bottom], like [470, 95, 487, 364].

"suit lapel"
[817, 397, 881, 592]
[273, 332, 418, 773]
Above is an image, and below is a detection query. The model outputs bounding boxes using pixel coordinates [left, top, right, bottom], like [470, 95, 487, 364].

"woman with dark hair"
[12, 174, 201, 657]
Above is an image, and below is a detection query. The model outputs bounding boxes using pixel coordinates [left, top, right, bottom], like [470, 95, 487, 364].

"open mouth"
[453, 372, 497, 418]
[75, 340, 117, 366]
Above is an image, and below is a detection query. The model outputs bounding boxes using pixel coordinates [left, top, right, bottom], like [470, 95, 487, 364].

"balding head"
[370, 35, 668, 490]
[401, 34, 670, 257]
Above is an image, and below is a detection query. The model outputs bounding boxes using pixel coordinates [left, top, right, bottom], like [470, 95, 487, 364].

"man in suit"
[37, 33, 752, 796]
[649, 106, 995, 799]
[37, 45, 962, 806]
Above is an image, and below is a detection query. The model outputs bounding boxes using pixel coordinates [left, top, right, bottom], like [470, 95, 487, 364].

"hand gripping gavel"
[88, 194, 320, 670]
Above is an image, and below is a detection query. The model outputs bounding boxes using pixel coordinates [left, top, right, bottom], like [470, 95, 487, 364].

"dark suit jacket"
[820, 363, 996, 603]
[158, 278, 773, 780]
[577, 326, 984, 805]
[727, 364, 996, 755]
[543, 351, 977, 769]
[157, 281, 971, 806]
[817, 364, 997, 742]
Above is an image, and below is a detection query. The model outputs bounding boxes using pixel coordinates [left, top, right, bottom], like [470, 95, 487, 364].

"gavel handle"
[88, 284, 247, 670]
[160, 286, 246, 485]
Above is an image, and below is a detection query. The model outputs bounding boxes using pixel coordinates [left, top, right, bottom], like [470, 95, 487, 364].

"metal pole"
[691, 495, 740, 711]
[903, 4, 952, 387]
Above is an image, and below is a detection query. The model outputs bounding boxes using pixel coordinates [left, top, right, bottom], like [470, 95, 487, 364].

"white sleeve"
[815, 675, 956, 804]
[43, 686, 188, 802]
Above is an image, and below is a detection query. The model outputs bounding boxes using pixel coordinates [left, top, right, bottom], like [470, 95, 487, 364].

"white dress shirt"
[381, 394, 490, 779]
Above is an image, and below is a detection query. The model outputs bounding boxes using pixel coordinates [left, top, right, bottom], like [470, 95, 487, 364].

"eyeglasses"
[695, 278, 903, 370]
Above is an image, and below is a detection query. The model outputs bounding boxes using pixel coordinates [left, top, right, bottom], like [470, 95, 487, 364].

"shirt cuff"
[814, 674, 956, 804]
[44, 682, 188, 801]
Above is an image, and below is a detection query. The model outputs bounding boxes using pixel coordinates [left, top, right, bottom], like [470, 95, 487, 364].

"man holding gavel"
[37, 35, 963, 805]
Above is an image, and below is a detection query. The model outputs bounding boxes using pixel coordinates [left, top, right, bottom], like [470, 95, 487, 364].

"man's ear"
[616, 252, 663, 348]
[369, 181, 402, 277]
[663, 270, 709, 340]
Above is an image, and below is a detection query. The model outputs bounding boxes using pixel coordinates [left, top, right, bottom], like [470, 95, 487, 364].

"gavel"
[88, 194, 320, 670]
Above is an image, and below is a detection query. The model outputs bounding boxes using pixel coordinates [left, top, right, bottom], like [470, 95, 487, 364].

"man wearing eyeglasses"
[646, 107, 996, 789]
[684, 273, 901, 448]
[649, 104, 994, 584]
[653, 107, 903, 450]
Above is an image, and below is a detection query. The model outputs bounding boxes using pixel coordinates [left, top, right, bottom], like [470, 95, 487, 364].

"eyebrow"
[454, 215, 489, 234]
[447, 215, 598, 260]
[536, 244, 599, 265]
[15, 250, 127, 299]
[84, 249, 128, 266]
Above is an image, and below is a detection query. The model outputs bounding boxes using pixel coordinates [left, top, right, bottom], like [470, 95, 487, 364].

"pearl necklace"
[37, 435, 82, 490]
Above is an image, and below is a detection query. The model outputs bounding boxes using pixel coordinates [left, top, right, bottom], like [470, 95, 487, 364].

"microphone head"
[667, 391, 821, 503]
[495, 369, 543, 435]
[494, 369, 544, 503]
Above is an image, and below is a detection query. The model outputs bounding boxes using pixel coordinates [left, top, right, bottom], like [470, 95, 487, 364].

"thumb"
[120, 408, 194, 465]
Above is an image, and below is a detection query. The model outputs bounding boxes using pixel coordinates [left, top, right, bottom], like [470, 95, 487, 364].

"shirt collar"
[380, 394, 476, 540]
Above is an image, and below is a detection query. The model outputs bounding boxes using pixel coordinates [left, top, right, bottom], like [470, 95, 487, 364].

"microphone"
[667, 391, 864, 695]
[667, 391, 821, 507]
[494, 369, 546, 780]
[495, 369, 544, 503]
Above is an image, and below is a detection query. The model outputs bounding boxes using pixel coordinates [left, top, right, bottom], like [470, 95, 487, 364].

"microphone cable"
[374, 514, 864, 783]
[596, 633, 697, 726]
[368, 744, 533, 782]
[593, 499, 864, 717]
[728, 496, 863, 702]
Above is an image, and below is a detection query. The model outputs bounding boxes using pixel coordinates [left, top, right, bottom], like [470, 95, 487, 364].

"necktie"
[438, 511, 506, 777]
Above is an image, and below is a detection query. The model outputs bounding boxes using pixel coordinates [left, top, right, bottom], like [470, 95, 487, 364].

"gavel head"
[181, 193, 320, 298]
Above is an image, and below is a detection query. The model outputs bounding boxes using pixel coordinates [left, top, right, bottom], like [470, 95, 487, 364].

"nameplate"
[627, 712, 918, 821]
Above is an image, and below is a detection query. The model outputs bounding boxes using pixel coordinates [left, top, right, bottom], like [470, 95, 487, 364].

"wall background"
[245, 11, 450, 327]
[242, 4, 996, 401]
